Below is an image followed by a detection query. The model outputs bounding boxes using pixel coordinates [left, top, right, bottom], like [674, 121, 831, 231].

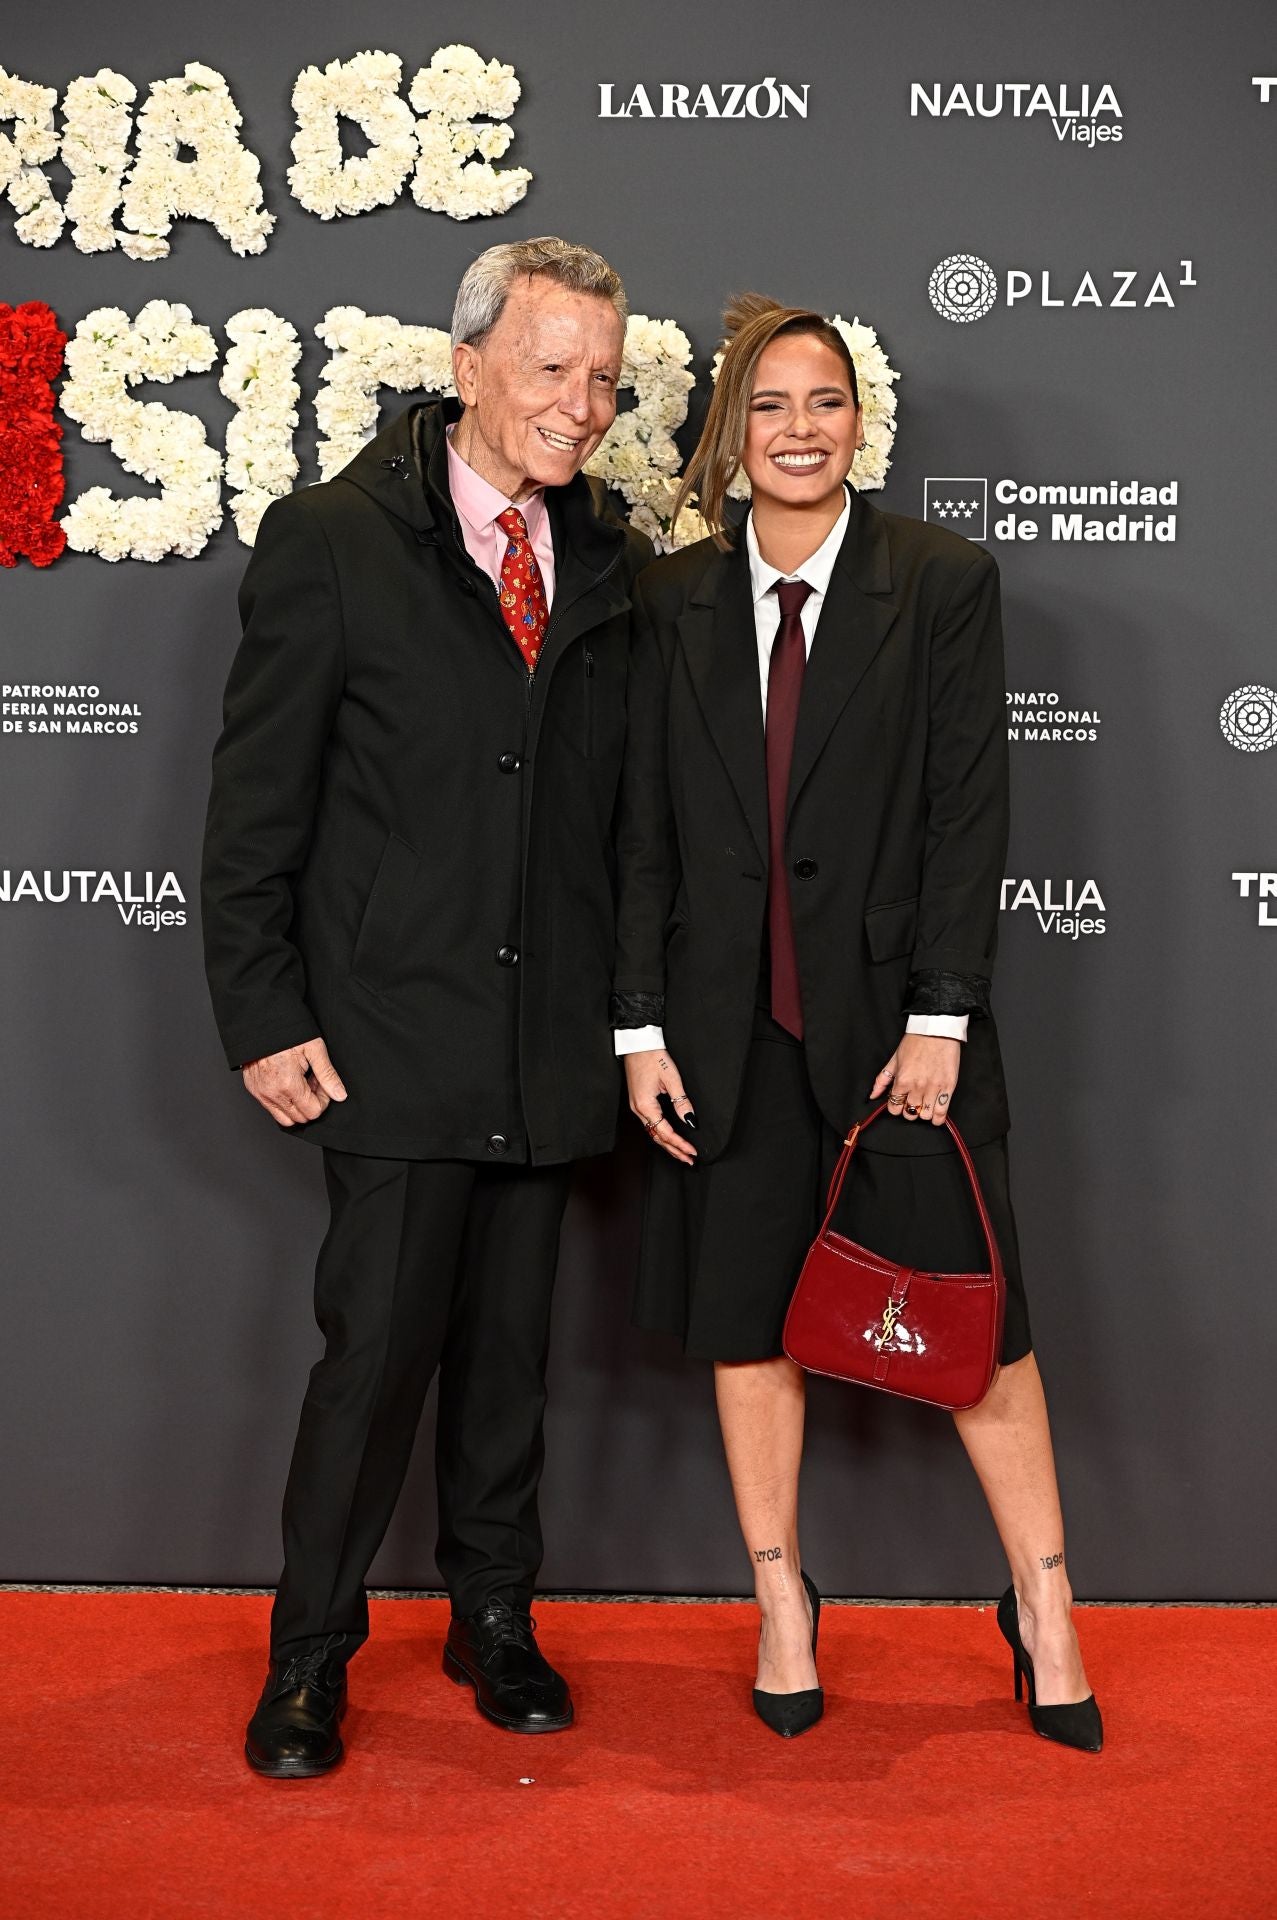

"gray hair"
[450, 237, 627, 350]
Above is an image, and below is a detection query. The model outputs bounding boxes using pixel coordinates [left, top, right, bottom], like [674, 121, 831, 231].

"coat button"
[486, 1134, 509, 1155]
[793, 857, 818, 880]
[498, 752, 520, 774]
[496, 945, 520, 966]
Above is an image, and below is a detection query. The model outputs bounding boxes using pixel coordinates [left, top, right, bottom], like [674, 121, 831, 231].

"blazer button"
[486, 1134, 509, 1155]
[496, 944, 520, 966]
[793, 857, 819, 880]
[498, 753, 520, 774]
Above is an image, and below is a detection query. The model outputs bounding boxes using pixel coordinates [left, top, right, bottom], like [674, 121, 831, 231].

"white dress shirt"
[616, 491, 968, 1053]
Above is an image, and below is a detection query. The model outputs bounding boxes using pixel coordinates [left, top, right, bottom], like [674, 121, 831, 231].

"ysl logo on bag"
[874, 1296, 906, 1351]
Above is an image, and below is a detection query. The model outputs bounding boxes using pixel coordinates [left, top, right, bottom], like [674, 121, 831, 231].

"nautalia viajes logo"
[1219, 686, 1277, 752]
[1001, 878, 1105, 938]
[910, 82, 1123, 146]
[929, 254, 1197, 322]
[924, 477, 1179, 544]
[0, 869, 186, 929]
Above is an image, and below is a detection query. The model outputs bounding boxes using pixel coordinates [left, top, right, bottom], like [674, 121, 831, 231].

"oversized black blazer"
[201, 398, 653, 1164]
[611, 489, 1012, 1159]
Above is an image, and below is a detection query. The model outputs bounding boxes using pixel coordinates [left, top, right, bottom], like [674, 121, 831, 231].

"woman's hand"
[870, 1034, 960, 1126]
[624, 1049, 698, 1164]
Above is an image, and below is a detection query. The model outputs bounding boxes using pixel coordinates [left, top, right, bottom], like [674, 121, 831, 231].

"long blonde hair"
[673, 294, 861, 550]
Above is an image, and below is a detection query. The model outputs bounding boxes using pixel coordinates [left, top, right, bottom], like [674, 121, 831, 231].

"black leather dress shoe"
[443, 1599, 573, 1733]
[245, 1634, 348, 1778]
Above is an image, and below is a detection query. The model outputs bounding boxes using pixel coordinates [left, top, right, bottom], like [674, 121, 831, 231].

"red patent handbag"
[782, 1102, 1006, 1411]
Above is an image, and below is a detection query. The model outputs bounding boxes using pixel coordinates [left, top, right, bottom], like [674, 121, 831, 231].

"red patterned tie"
[496, 506, 550, 670]
[765, 578, 813, 1038]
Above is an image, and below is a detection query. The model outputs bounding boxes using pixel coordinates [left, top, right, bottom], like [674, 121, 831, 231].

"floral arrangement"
[120, 62, 274, 260]
[3, 292, 900, 561]
[408, 44, 530, 220]
[220, 310, 302, 545]
[288, 50, 418, 220]
[314, 308, 455, 481]
[0, 301, 68, 567]
[4, 47, 528, 252]
[60, 299, 224, 561]
[60, 70, 138, 254]
[0, 66, 64, 247]
[583, 315, 702, 547]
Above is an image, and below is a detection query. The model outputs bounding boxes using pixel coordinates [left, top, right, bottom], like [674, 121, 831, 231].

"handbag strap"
[818, 1101, 1005, 1284]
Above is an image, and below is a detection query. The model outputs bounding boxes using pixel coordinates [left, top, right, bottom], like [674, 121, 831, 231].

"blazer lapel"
[678, 540, 770, 866]
[788, 492, 899, 816]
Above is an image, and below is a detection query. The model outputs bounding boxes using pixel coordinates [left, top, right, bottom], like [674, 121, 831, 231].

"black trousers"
[269, 1148, 572, 1663]
[637, 1006, 1032, 1365]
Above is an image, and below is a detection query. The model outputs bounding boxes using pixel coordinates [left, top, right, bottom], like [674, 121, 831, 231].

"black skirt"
[634, 1007, 1032, 1366]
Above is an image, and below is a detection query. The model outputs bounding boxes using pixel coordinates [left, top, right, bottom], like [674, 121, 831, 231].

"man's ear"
[452, 342, 480, 408]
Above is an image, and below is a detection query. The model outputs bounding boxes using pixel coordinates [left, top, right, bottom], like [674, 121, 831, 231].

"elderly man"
[202, 238, 653, 1774]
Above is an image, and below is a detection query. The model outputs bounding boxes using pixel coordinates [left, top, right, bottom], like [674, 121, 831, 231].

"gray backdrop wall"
[2, 0, 1274, 1599]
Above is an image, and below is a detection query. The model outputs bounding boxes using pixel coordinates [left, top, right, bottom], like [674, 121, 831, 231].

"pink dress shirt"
[445, 426, 556, 609]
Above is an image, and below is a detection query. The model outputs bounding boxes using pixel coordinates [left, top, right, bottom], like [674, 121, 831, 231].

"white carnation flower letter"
[222, 310, 302, 545]
[288, 50, 419, 220]
[0, 66, 66, 248]
[60, 70, 138, 255]
[61, 300, 225, 562]
[314, 308, 455, 480]
[408, 45, 531, 220]
[585, 315, 704, 551]
[120, 62, 274, 260]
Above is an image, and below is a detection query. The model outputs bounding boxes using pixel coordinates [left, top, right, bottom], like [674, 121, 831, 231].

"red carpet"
[0, 1592, 1273, 1920]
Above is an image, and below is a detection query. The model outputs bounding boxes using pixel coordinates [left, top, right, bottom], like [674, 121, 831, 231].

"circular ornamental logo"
[929, 253, 999, 324]
[1220, 684, 1277, 752]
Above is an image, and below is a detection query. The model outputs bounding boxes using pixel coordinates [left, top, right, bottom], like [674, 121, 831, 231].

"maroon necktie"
[765, 578, 813, 1038]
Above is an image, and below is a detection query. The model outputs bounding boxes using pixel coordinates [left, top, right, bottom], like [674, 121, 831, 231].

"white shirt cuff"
[614, 1025, 666, 1056]
[906, 1013, 969, 1042]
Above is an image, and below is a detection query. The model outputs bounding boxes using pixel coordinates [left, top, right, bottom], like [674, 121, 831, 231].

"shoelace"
[474, 1601, 538, 1650]
[274, 1631, 345, 1697]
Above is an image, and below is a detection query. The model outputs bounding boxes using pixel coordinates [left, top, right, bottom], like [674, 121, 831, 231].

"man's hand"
[624, 1049, 698, 1164]
[242, 1037, 348, 1129]
[870, 1033, 960, 1126]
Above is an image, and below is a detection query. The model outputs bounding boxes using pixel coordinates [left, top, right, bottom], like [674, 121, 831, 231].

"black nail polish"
[683, 1111, 698, 1130]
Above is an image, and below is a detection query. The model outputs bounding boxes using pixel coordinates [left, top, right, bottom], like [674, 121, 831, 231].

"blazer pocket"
[864, 895, 920, 963]
[351, 833, 422, 995]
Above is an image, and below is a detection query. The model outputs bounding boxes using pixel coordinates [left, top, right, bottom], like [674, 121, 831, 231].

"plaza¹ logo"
[929, 256, 998, 324]
[1219, 686, 1277, 753]
[929, 255, 1197, 323]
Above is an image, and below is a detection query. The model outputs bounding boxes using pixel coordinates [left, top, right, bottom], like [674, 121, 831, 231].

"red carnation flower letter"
[0, 300, 68, 568]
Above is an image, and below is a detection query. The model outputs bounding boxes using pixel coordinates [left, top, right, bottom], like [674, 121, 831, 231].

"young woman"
[611, 295, 1101, 1749]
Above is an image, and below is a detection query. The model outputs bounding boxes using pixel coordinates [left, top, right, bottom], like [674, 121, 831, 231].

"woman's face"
[740, 332, 861, 511]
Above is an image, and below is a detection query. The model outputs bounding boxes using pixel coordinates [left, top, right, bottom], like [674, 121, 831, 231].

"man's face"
[452, 276, 624, 500]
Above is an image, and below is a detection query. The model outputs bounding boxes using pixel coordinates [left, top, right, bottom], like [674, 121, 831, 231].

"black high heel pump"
[996, 1586, 1103, 1753]
[752, 1570, 823, 1738]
